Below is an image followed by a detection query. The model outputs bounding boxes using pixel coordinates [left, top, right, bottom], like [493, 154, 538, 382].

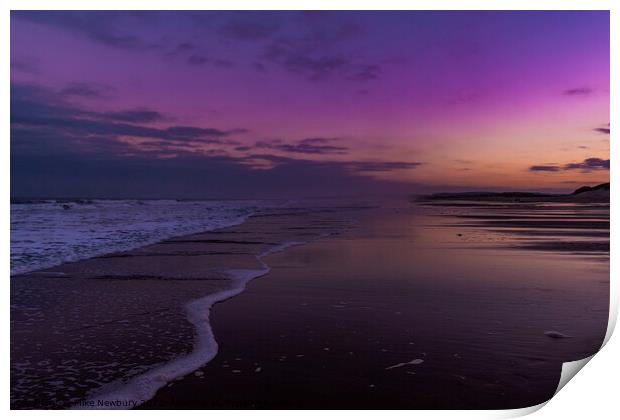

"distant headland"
[418, 182, 610, 203]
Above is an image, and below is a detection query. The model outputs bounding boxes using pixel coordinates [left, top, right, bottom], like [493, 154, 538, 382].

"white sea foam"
[10, 199, 272, 275]
[74, 240, 306, 410]
[385, 359, 424, 370]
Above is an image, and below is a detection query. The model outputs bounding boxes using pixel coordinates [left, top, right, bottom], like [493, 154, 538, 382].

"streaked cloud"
[256, 137, 349, 155]
[529, 165, 560, 172]
[594, 124, 610, 134]
[563, 87, 593, 96]
[12, 11, 163, 51]
[220, 14, 281, 40]
[529, 158, 609, 173]
[564, 157, 609, 171]
[60, 82, 115, 99]
[102, 109, 167, 123]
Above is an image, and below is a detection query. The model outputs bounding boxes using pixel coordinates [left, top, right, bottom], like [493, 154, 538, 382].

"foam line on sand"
[73, 241, 306, 410]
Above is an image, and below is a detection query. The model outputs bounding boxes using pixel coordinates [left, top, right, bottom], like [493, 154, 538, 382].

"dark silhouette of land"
[419, 183, 609, 203]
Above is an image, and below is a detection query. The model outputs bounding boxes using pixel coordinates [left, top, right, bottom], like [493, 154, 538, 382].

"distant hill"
[418, 183, 609, 203]
[572, 182, 609, 195]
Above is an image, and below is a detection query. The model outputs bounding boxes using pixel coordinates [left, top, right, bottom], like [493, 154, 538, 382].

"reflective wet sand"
[143, 200, 608, 409]
[11, 199, 608, 409]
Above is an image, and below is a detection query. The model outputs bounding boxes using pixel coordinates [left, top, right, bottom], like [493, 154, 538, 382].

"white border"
[3, 1, 616, 418]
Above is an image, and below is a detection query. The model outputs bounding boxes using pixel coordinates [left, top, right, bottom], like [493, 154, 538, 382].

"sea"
[10, 198, 274, 275]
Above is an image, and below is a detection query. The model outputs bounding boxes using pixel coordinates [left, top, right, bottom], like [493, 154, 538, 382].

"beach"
[10, 8, 611, 413]
[10, 198, 609, 409]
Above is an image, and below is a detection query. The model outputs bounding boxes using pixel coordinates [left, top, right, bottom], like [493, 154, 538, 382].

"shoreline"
[11, 204, 366, 409]
[143, 201, 608, 409]
[77, 240, 307, 410]
[11, 199, 608, 409]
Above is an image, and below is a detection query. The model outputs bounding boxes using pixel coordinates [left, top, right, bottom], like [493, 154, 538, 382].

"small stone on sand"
[544, 331, 572, 339]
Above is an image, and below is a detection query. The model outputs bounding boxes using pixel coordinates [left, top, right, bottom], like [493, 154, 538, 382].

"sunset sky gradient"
[11, 11, 610, 198]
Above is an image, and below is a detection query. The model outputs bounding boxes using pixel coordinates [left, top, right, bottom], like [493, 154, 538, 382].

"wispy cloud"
[12, 11, 163, 51]
[347, 64, 381, 81]
[102, 109, 167, 123]
[529, 165, 560, 172]
[242, 153, 422, 175]
[11, 56, 40, 74]
[11, 82, 244, 159]
[263, 40, 349, 81]
[594, 123, 610, 134]
[60, 82, 115, 99]
[529, 158, 609, 173]
[563, 157, 609, 171]
[220, 14, 281, 40]
[256, 137, 349, 155]
[563, 87, 593, 96]
[12, 82, 420, 181]
[259, 13, 382, 82]
[347, 161, 423, 172]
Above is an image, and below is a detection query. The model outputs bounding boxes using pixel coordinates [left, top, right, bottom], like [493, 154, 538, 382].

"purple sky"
[11, 11, 609, 198]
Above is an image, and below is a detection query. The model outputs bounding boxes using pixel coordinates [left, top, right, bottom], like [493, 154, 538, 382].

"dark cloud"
[11, 57, 39, 74]
[11, 81, 421, 198]
[253, 61, 267, 72]
[263, 39, 349, 81]
[12, 11, 163, 51]
[299, 137, 338, 144]
[213, 59, 235, 68]
[11, 152, 417, 199]
[594, 124, 610, 134]
[165, 126, 236, 139]
[447, 92, 481, 106]
[243, 153, 422, 175]
[260, 14, 381, 82]
[256, 137, 349, 155]
[347, 64, 381, 81]
[563, 87, 593, 96]
[12, 110, 233, 145]
[167, 42, 197, 56]
[102, 109, 166, 123]
[295, 13, 366, 44]
[60, 82, 115, 99]
[11, 125, 137, 158]
[346, 161, 423, 172]
[186, 54, 235, 68]
[563, 157, 609, 171]
[529, 158, 610, 173]
[11, 82, 244, 160]
[263, 41, 383, 83]
[529, 165, 560, 172]
[11, 83, 97, 121]
[13, 11, 380, 80]
[188, 54, 210, 66]
[220, 15, 281, 40]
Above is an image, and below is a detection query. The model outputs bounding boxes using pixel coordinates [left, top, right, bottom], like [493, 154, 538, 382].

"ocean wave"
[10, 199, 270, 275]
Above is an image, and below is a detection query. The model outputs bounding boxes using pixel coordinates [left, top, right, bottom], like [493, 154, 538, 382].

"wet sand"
[142, 201, 609, 409]
[11, 199, 609, 409]
[11, 205, 362, 409]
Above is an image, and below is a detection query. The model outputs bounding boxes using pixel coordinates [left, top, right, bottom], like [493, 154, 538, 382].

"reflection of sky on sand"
[159, 200, 608, 409]
[319, 202, 608, 295]
[416, 201, 609, 257]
